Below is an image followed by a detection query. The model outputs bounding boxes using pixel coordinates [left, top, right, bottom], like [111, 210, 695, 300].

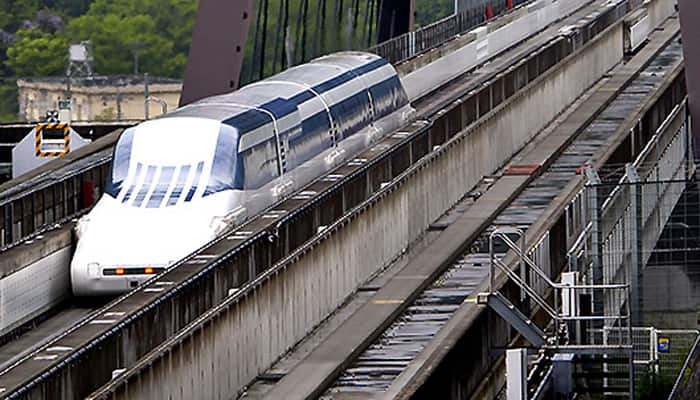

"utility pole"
[144, 73, 150, 120]
[130, 42, 144, 75]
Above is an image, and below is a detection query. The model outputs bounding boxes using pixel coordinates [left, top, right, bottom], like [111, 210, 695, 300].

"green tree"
[5, 28, 68, 76]
[414, 0, 453, 27]
[2, 0, 197, 81]
[41, 0, 93, 18]
[0, 0, 41, 31]
[0, 0, 100, 122]
[67, 0, 196, 78]
[0, 79, 17, 121]
[68, 13, 176, 76]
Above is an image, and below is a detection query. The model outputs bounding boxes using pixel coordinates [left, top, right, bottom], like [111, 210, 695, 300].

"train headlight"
[87, 262, 100, 277]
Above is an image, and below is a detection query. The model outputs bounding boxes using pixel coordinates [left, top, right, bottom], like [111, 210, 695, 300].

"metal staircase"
[477, 291, 547, 347]
[480, 226, 634, 399]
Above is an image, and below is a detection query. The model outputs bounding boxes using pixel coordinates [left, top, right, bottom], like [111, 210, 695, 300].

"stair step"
[575, 357, 630, 365]
[573, 371, 630, 379]
[580, 386, 630, 393]
[483, 292, 547, 347]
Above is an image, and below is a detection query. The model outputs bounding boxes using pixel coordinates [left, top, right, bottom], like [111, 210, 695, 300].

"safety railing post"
[519, 232, 528, 311]
[626, 164, 643, 324]
[489, 232, 495, 292]
[585, 166, 604, 323]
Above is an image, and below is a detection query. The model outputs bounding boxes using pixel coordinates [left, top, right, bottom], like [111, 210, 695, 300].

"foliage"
[42, 0, 92, 18]
[68, 13, 174, 76]
[0, 0, 197, 121]
[414, 0, 453, 28]
[0, 0, 42, 32]
[0, 0, 449, 122]
[5, 28, 68, 76]
[0, 80, 17, 121]
[67, 0, 196, 78]
[2, 0, 197, 79]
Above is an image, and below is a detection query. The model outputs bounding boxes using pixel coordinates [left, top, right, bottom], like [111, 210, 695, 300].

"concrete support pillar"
[506, 348, 528, 400]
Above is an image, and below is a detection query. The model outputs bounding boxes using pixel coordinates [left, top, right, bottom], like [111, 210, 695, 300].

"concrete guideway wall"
[0, 228, 72, 336]
[401, 0, 591, 100]
[0, 248, 71, 335]
[648, 0, 677, 29]
[386, 37, 686, 400]
[90, 19, 626, 400]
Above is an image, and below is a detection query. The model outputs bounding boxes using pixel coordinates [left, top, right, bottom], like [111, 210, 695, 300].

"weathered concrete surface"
[1, 226, 71, 276]
[400, 0, 589, 100]
[384, 27, 684, 400]
[0, 225, 72, 335]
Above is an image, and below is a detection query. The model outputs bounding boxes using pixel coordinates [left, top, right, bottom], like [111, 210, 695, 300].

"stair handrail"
[497, 229, 629, 290]
[489, 226, 632, 341]
[490, 257, 558, 319]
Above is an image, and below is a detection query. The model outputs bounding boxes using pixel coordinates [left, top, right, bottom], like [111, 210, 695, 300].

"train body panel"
[71, 51, 413, 295]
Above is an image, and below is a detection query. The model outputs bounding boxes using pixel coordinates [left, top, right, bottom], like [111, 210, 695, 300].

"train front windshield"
[105, 120, 243, 207]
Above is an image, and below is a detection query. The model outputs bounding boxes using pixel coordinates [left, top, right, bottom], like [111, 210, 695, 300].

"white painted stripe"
[139, 166, 162, 208]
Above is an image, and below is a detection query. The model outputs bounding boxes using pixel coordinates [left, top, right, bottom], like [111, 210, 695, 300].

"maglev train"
[71, 52, 414, 296]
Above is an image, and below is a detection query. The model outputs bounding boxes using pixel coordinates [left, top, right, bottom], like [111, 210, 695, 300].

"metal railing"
[369, 0, 532, 64]
[488, 227, 632, 349]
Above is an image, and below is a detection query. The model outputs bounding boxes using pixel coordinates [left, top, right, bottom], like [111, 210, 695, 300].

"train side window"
[239, 138, 279, 190]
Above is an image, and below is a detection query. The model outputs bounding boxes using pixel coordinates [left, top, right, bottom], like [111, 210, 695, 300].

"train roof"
[165, 51, 396, 133]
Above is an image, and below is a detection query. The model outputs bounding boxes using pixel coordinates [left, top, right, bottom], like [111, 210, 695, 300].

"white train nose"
[71, 264, 154, 296]
[70, 190, 239, 296]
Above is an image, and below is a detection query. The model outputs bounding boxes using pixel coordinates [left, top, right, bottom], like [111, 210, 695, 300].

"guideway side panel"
[281, 24, 684, 400]
[390, 34, 686, 400]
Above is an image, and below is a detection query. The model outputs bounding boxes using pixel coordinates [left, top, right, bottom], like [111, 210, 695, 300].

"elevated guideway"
[0, 0, 676, 398]
[68, 2, 676, 400]
[243, 17, 686, 400]
[0, 0, 628, 355]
